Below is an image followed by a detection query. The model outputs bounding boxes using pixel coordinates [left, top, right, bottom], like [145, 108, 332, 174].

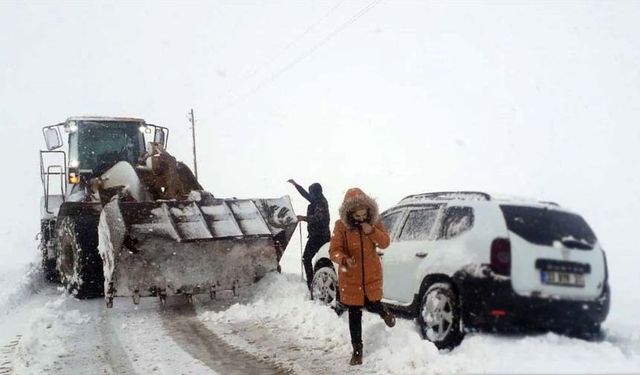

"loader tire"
[39, 221, 60, 283]
[41, 254, 59, 283]
[57, 215, 104, 299]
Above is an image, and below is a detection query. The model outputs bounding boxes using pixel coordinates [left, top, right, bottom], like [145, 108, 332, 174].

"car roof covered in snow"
[397, 191, 564, 210]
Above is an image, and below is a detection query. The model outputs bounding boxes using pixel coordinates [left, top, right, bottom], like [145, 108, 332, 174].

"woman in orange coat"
[329, 188, 395, 366]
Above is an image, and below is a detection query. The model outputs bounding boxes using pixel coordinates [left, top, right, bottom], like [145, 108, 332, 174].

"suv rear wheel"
[417, 282, 463, 349]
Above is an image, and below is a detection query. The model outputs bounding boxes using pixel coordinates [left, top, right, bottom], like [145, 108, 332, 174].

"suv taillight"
[491, 238, 511, 276]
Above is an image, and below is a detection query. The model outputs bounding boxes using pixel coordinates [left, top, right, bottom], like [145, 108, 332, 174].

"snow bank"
[431, 333, 636, 374]
[0, 262, 45, 317]
[12, 294, 91, 374]
[200, 273, 640, 374]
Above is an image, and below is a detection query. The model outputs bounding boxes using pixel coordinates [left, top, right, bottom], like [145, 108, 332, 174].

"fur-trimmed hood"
[338, 187, 380, 229]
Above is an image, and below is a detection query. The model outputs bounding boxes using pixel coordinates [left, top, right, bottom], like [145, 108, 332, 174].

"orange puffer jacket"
[329, 188, 390, 306]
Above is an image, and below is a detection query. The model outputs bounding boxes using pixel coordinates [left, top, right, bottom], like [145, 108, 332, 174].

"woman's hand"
[345, 257, 356, 268]
[361, 222, 373, 234]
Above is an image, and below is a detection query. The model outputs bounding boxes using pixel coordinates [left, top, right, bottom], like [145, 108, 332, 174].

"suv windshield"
[500, 205, 597, 249]
[70, 121, 145, 172]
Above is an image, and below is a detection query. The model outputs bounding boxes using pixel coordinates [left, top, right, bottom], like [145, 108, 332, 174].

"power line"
[228, 0, 347, 94]
[212, 0, 383, 116]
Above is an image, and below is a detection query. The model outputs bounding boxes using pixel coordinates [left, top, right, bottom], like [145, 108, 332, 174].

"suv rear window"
[439, 206, 474, 239]
[500, 205, 596, 249]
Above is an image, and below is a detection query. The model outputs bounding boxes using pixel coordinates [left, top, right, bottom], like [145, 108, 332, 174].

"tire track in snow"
[161, 303, 292, 375]
[203, 318, 357, 374]
[0, 336, 21, 375]
[97, 307, 137, 375]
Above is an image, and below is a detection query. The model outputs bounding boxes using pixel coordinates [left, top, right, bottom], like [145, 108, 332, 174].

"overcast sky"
[1, 1, 639, 285]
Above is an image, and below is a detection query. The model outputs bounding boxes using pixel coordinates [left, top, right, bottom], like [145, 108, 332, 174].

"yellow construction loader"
[39, 117, 297, 307]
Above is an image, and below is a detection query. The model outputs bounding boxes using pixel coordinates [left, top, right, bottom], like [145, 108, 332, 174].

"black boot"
[382, 308, 396, 328]
[349, 343, 363, 366]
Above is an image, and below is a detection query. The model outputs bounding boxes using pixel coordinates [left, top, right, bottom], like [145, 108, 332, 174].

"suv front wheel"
[311, 266, 338, 306]
[417, 282, 463, 349]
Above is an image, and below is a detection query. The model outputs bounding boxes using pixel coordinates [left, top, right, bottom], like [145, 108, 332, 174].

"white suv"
[311, 191, 610, 349]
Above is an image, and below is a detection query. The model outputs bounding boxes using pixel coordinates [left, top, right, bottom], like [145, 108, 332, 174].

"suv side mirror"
[154, 128, 166, 148]
[43, 127, 62, 150]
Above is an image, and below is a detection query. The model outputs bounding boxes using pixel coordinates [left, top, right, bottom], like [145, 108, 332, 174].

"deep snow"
[199, 272, 640, 374]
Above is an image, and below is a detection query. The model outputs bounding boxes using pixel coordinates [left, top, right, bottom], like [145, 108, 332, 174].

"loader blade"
[98, 193, 297, 302]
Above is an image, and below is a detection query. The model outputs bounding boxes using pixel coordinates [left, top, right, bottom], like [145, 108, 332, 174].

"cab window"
[76, 122, 145, 172]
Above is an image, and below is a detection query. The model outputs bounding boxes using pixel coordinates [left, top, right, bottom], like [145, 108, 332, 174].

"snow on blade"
[98, 196, 297, 301]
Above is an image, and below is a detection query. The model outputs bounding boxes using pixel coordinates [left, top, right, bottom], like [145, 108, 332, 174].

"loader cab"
[63, 117, 168, 181]
[68, 120, 146, 175]
[39, 117, 169, 215]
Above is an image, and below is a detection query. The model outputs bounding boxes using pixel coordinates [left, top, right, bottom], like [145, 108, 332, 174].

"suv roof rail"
[539, 200, 560, 207]
[400, 191, 492, 203]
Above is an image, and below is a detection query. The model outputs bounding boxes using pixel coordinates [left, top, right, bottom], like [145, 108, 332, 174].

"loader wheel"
[41, 256, 59, 283]
[40, 240, 59, 283]
[40, 220, 60, 283]
[57, 216, 104, 299]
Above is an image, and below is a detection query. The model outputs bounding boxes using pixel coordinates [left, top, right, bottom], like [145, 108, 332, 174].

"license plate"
[540, 271, 585, 287]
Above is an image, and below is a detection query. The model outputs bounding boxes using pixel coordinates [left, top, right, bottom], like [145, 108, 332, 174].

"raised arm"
[288, 179, 312, 202]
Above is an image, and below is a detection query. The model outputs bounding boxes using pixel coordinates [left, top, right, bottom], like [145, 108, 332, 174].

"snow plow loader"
[39, 117, 297, 307]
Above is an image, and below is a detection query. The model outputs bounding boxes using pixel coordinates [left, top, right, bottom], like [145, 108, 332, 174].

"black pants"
[302, 236, 329, 290]
[347, 298, 386, 345]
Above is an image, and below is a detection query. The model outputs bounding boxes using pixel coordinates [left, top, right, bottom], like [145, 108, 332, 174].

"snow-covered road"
[1, 263, 639, 374]
[0, 280, 217, 374]
[160, 302, 289, 374]
[0, 263, 273, 375]
[200, 273, 640, 374]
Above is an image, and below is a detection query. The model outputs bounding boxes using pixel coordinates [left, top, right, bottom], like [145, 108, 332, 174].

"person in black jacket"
[288, 179, 331, 292]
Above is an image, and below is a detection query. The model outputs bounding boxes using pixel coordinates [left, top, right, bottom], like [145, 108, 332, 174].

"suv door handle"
[415, 252, 428, 258]
[376, 251, 384, 257]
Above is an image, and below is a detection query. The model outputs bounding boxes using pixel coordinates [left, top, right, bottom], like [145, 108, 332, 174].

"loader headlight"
[139, 125, 152, 134]
[65, 121, 78, 133]
[69, 172, 80, 184]
[69, 160, 79, 168]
